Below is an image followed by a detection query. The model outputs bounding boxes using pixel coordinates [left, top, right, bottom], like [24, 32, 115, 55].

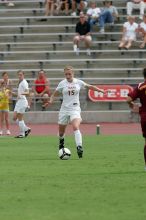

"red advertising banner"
[88, 85, 133, 102]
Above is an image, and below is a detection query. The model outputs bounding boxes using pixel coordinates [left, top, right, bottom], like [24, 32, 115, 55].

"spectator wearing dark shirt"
[127, 68, 146, 170]
[73, 13, 92, 55]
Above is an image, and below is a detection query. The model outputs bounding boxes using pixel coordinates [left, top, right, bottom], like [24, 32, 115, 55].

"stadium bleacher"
[0, 0, 145, 116]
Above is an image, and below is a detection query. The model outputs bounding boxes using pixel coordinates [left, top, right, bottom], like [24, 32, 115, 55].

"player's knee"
[73, 125, 80, 131]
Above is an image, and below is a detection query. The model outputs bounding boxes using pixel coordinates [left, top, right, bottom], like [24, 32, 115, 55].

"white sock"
[74, 130, 82, 147]
[21, 120, 28, 131]
[18, 120, 25, 136]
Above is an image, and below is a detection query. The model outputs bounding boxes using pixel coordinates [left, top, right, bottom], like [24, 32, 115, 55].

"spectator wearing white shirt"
[86, 1, 118, 33]
[139, 14, 146, 48]
[127, 0, 145, 20]
[1, 0, 15, 6]
[86, 1, 101, 31]
[118, 16, 138, 49]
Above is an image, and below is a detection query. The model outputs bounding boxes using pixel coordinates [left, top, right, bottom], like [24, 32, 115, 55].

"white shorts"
[14, 99, 28, 114]
[123, 34, 136, 41]
[58, 110, 82, 125]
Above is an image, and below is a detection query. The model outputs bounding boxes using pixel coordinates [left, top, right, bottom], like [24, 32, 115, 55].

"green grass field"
[0, 134, 146, 220]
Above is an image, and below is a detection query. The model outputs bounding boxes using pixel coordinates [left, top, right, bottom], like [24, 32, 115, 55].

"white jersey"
[17, 79, 29, 101]
[87, 7, 101, 18]
[123, 21, 138, 40]
[56, 78, 86, 111]
[139, 22, 146, 32]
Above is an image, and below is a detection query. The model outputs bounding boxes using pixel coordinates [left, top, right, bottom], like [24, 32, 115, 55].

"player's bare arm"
[49, 90, 60, 104]
[21, 89, 29, 96]
[85, 83, 105, 94]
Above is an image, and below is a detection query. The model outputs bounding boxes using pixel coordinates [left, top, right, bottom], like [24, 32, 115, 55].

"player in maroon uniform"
[127, 68, 146, 170]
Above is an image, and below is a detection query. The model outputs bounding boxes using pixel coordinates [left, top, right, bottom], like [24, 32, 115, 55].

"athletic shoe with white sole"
[77, 145, 83, 158]
[25, 128, 31, 137]
[15, 135, 24, 138]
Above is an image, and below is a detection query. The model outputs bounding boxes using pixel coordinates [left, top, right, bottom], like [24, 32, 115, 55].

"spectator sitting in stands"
[71, 0, 88, 16]
[57, 0, 71, 15]
[118, 16, 138, 50]
[127, 0, 145, 20]
[29, 70, 50, 110]
[73, 13, 92, 56]
[40, 0, 61, 21]
[86, 1, 101, 31]
[1, 0, 14, 6]
[98, 0, 118, 33]
[138, 14, 146, 48]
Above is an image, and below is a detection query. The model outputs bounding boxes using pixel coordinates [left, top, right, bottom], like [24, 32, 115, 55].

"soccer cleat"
[15, 135, 24, 138]
[0, 130, 3, 136]
[25, 128, 31, 137]
[59, 138, 64, 149]
[77, 146, 83, 158]
[144, 166, 146, 171]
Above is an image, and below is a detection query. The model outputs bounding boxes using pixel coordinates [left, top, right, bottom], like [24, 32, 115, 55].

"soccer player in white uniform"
[49, 66, 105, 158]
[13, 70, 31, 138]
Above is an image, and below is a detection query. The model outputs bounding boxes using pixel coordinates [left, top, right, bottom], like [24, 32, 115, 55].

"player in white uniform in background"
[13, 70, 31, 138]
[49, 66, 105, 158]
